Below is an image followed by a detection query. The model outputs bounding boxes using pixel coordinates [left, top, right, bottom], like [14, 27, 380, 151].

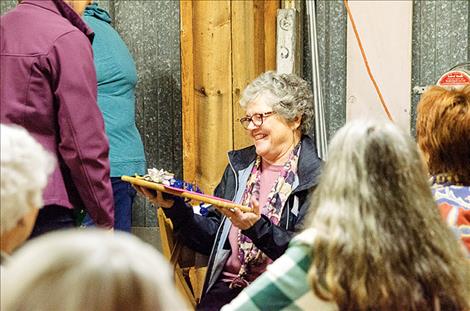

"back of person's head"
[0, 124, 54, 249]
[307, 121, 470, 310]
[416, 85, 470, 183]
[1, 229, 188, 311]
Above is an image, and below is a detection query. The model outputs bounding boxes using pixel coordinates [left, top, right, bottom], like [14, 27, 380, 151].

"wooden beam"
[193, 1, 233, 194]
[264, 1, 279, 71]
[282, 0, 302, 9]
[232, 1, 280, 150]
[232, 1, 256, 150]
[180, 0, 196, 183]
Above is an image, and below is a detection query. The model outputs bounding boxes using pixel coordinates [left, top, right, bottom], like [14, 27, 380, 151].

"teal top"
[83, 3, 146, 177]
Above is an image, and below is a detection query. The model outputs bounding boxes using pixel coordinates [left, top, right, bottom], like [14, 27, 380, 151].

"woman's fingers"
[217, 206, 260, 230]
[250, 198, 260, 215]
[233, 208, 244, 219]
[140, 187, 156, 199]
[134, 186, 174, 208]
[155, 191, 174, 208]
[215, 205, 233, 218]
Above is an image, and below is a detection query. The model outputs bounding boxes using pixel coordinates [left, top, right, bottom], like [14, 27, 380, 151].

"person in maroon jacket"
[0, 0, 114, 235]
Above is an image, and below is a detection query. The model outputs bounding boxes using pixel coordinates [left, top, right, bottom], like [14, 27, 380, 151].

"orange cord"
[343, 0, 394, 121]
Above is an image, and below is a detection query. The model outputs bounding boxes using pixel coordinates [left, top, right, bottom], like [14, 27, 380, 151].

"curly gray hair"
[240, 71, 314, 134]
[0, 124, 55, 234]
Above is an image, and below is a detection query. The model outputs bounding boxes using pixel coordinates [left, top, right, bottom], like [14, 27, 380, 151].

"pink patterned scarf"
[229, 143, 301, 288]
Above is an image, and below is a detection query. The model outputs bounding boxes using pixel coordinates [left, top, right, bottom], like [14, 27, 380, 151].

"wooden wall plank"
[232, 1, 280, 150]
[180, 1, 196, 184]
[232, 1, 256, 150]
[192, 1, 233, 194]
[264, 1, 279, 71]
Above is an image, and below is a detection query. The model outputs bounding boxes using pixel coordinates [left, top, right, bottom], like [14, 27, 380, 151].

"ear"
[290, 115, 302, 130]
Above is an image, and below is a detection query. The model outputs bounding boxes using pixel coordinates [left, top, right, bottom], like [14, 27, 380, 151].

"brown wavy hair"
[307, 121, 470, 310]
[416, 85, 470, 182]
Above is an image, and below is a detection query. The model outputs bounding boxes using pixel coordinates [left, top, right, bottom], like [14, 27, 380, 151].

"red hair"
[416, 85, 470, 182]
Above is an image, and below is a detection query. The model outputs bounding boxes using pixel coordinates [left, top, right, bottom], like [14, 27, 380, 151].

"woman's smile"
[253, 132, 267, 141]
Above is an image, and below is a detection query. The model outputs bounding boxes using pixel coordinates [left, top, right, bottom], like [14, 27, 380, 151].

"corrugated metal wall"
[106, 0, 182, 227]
[411, 0, 470, 134]
[303, 0, 347, 141]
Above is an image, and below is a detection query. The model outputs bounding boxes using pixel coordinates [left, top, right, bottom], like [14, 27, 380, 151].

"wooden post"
[232, 1, 256, 150]
[264, 1, 279, 71]
[193, 1, 233, 193]
[232, 1, 280, 150]
[180, 0, 196, 183]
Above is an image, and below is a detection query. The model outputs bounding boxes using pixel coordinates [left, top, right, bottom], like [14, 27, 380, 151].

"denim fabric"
[30, 205, 75, 238]
[83, 177, 136, 232]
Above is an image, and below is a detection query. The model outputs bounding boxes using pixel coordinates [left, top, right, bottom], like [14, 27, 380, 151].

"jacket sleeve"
[49, 30, 114, 228]
[162, 165, 233, 255]
[242, 189, 314, 260]
[162, 198, 221, 256]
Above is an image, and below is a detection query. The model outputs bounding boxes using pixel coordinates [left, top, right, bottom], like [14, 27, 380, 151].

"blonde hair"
[1, 229, 189, 311]
[307, 121, 470, 310]
[416, 85, 470, 182]
[0, 124, 54, 234]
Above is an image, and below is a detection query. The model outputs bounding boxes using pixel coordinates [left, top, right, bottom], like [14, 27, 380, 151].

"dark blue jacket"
[163, 135, 322, 295]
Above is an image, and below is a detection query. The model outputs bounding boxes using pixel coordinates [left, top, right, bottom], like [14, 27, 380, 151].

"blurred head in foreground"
[307, 121, 470, 310]
[1, 229, 188, 311]
[1, 124, 54, 255]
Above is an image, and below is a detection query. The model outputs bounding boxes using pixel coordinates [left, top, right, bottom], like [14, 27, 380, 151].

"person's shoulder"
[20, 3, 80, 36]
[291, 228, 316, 247]
[228, 145, 257, 169]
[432, 184, 470, 207]
[82, 14, 110, 31]
[230, 144, 256, 156]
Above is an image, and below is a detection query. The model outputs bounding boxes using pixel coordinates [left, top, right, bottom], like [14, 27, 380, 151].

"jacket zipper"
[203, 155, 238, 294]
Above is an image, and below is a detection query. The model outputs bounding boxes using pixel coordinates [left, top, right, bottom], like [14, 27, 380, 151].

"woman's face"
[245, 95, 301, 165]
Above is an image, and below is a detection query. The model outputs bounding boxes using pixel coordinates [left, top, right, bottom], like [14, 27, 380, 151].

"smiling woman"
[136, 71, 323, 310]
[239, 71, 314, 165]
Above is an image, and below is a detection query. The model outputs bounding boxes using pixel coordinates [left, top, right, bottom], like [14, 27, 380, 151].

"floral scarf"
[229, 143, 301, 288]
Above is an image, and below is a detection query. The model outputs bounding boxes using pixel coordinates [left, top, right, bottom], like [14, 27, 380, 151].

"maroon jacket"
[0, 0, 114, 227]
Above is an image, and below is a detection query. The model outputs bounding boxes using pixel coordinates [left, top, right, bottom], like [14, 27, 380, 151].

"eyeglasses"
[239, 111, 277, 129]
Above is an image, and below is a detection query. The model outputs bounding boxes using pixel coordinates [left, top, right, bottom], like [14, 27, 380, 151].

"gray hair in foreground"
[240, 71, 314, 134]
[1, 229, 189, 311]
[307, 120, 470, 310]
[0, 124, 55, 234]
